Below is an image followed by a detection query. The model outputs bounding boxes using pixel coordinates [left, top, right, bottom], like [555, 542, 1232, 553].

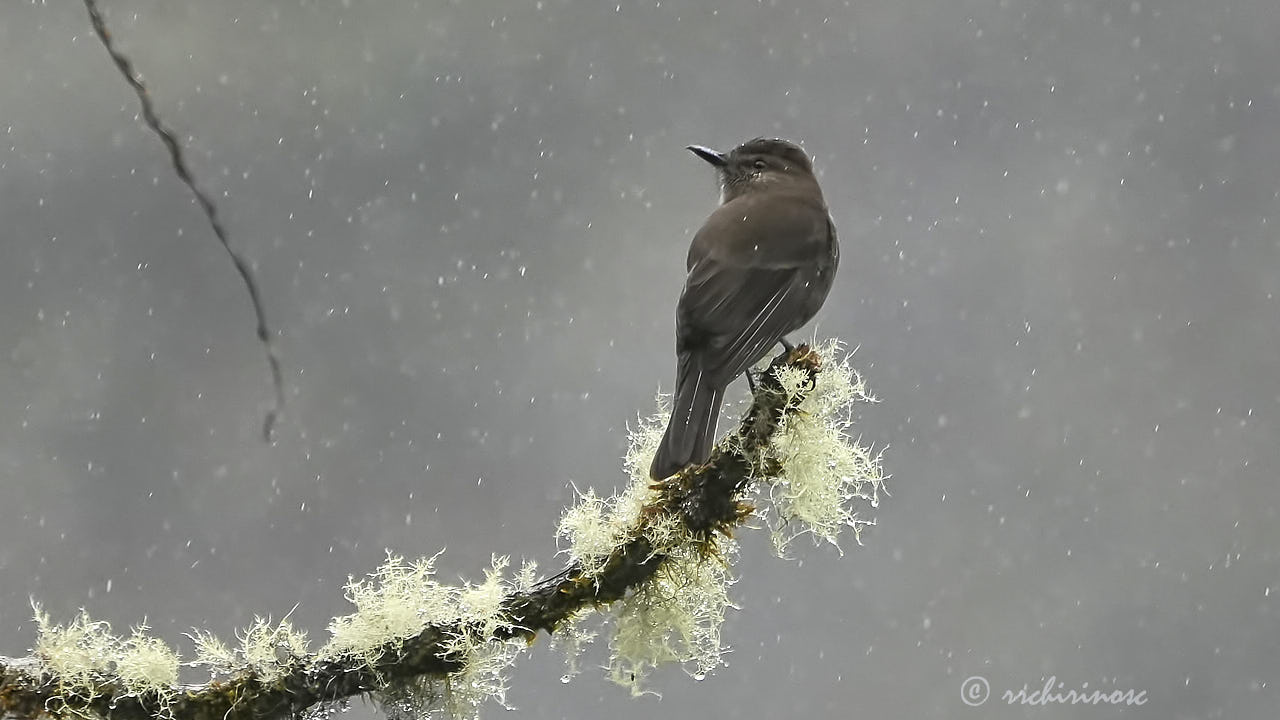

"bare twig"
[82, 0, 285, 441]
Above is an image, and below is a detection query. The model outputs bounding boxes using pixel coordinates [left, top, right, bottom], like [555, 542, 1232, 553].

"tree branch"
[1, 345, 875, 720]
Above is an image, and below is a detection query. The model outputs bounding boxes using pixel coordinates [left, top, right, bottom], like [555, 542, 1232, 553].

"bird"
[650, 137, 839, 481]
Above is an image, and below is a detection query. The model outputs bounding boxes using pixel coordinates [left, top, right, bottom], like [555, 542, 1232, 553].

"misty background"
[2, 1, 1277, 717]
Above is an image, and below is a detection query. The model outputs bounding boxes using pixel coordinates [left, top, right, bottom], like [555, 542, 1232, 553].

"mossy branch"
[0, 343, 884, 720]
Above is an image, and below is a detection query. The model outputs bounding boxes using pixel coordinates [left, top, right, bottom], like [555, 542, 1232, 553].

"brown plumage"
[650, 138, 839, 481]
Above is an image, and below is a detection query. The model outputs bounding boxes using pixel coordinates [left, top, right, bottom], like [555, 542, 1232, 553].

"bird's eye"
[753, 159, 767, 170]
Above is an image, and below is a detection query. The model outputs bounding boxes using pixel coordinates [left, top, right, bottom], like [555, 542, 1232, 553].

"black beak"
[686, 144, 728, 167]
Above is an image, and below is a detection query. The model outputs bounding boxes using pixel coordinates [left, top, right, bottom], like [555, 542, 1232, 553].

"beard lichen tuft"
[321, 552, 450, 666]
[553, 338, 885, 695]
[32, 605, 181, 718]
[605, 542, 737, 696]
[762, 339, 886, 554]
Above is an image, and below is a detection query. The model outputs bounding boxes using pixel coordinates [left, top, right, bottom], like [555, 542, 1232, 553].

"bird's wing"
[678, 262, 817, 386]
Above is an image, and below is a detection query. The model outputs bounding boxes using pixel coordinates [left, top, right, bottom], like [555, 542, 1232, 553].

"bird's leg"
[745, 370, 758, 395]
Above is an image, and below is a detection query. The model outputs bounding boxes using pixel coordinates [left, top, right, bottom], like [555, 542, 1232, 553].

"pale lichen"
[33, 605, 116, 690]
[434, 557, 523, 718]
[569, 339, 884, 693]
[606, 543, 737, 696]
[187, 628, 237, 677]
[435, 637, 525, 720]
[549, 609, 599, 683]
[320, 552, 451, 666]
[763, 340, 885, 554]
[556, 489, 624, 577]
[114, 625, 180, 698]
[237, 617, 309, 682]
[556, 476, 674, 577]
[32, 605, 180, 716]
[320, 553, 534, 719]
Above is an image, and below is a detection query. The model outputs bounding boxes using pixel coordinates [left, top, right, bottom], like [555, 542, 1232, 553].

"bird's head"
[687, 137, 818, 203]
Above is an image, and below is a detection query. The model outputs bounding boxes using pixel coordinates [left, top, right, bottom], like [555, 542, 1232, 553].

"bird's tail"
[650, 354, 725, 480]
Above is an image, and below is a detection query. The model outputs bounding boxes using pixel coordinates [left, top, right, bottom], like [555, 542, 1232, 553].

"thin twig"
[82, 0, 285, 441]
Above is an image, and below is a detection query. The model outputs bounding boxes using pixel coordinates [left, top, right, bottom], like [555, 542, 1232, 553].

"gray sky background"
[2, 1, 1278, 718]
